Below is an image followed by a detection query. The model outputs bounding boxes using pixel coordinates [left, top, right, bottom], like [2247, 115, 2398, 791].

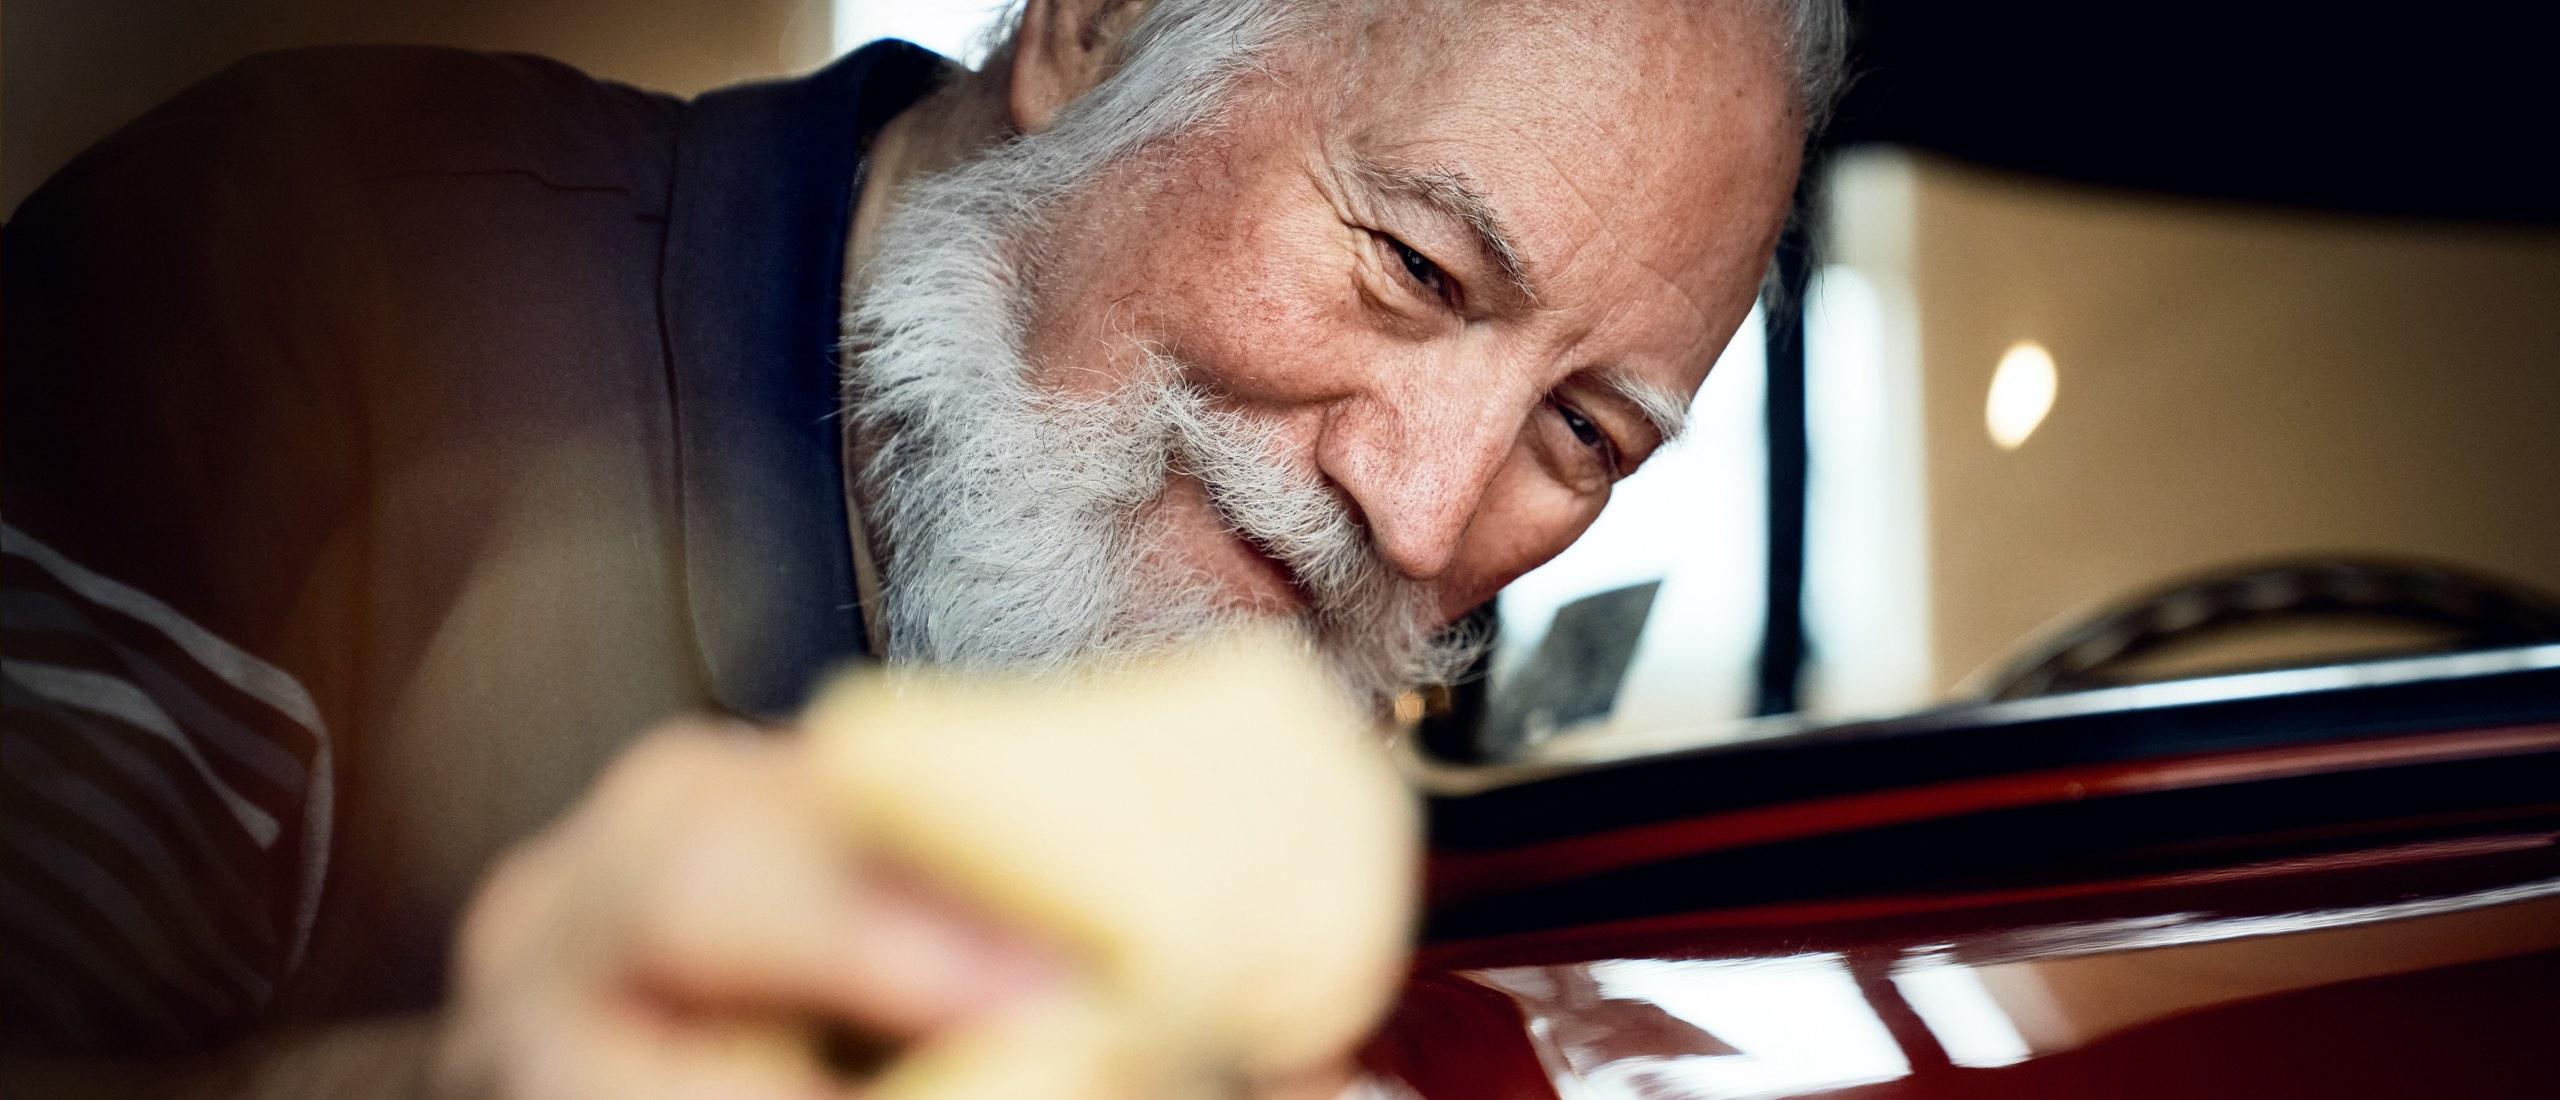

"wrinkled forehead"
[1309, 0, 1800, 357]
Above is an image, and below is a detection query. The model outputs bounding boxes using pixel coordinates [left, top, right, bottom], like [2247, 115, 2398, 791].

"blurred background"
[11, 1, 2556, 755]
[1479, 1, 2560, 759]
[3, 0, 1014, 215]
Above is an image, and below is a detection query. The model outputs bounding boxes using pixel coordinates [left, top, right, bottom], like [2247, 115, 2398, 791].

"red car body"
[1367, 648, 2560, 1097]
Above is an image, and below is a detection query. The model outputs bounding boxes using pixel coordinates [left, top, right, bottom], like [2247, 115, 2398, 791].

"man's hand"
[429, 721, 1058, 1100]
[430, 635, 1416, 1100]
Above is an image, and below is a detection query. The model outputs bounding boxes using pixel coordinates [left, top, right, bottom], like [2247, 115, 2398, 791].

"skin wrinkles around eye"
[1342, 176, 1627, 487]
[1359, 227, 1627, 484]
[1376, 230, 1455, 307]
[1548, 396, 1622, 476]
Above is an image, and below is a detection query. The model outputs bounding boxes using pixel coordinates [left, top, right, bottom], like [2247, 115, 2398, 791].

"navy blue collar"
[661, 40, 947, 719]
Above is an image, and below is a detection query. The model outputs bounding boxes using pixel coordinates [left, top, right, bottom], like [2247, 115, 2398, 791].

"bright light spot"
[835, 0, 1011, 63]
[1985, 340, 2058, 450]
[1892, 955, 2034, 1068]
[1580, 955, 1911, 1099]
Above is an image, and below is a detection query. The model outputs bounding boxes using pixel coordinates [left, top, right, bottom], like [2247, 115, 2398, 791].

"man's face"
[1022, 1, 1798, 619]
[851, 0, 1799, 700]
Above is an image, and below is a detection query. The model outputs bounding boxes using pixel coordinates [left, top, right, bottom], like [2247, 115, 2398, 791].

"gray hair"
[1765, 0, 1852, 136]
[968, 0, 1850, 140]
[846, 0, 1416, 685]
[846, 0, 1487, 698]
[958, 0, 1308, 205]
[844, 0, 1845, 692]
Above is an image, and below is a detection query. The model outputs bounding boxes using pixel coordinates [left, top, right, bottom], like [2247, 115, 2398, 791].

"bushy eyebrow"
[1350, 157, 1541, 305]
[1604, 371, 1692, 445]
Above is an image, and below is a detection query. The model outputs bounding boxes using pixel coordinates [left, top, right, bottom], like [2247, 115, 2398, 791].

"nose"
[1313, 371, 1528, 582]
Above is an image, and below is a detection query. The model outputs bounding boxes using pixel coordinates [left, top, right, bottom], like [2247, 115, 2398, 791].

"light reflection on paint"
[1404, 877, 2560, 1097]
[1891, 954, 2034, 1068]
[1473, 954, 1910, 1099]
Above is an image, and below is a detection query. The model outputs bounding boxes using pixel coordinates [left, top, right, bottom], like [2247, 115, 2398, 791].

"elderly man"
[0, 0, 1840, 1093]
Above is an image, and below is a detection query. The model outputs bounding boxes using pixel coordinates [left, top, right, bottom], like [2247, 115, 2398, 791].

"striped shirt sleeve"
[2, 523, 334, 1055]
[1, 55, 379, 1057]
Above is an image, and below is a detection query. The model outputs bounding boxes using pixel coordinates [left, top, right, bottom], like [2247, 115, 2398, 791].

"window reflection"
[1472, 954, 1910, 1099]
[1889, 953, 2033, 1068]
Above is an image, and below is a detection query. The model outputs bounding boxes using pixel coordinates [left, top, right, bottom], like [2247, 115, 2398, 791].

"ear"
[1007, 0, 1155, 134]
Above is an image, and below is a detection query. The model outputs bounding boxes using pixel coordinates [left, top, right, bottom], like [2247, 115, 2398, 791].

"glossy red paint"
[1376, 838, 2560, 1097]
[1368, 654, 2560, 1097]
[1428, 723, 2560, 909]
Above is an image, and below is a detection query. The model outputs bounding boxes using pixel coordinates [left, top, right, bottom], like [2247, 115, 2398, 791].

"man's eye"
[1552, 400, 1621, 473]
[1385, 236, 1450, 301]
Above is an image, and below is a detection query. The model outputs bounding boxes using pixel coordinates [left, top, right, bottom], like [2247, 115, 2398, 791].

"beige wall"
[1834, 152, 2560, 697]
[4, 0, 836, 214]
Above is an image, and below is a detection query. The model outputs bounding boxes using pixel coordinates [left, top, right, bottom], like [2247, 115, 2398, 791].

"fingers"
[617, 759, 1059, 1039]
[496, 1011, 841, 1100]
[439, 719, 1062, 1100]
[815, 859, 1067, 1036]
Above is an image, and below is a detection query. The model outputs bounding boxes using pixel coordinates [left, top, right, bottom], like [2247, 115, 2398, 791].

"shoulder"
[32, 44, 684, 218]
[203, 45, 682, 193]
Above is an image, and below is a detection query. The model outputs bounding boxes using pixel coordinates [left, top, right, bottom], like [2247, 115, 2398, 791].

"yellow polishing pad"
[802, 633, 1419, 1097]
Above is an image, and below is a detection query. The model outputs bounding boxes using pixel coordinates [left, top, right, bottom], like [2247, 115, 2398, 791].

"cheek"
[1020, 156, 1375, 413]
[1435, 455, 1607, 620]
[1128, 193, 1382, 408]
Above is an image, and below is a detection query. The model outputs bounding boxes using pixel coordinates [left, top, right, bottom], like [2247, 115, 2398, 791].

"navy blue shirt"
[2, 41, 944, 1048]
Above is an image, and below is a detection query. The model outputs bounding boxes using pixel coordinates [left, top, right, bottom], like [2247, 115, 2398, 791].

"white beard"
[840, 134, 1481, 707]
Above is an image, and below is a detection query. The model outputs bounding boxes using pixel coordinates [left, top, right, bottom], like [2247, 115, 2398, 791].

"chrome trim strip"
[1411, 644, 2560, 794]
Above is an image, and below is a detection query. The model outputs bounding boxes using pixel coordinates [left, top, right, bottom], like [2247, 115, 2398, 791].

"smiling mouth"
[1198, 483, 1320, 613]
